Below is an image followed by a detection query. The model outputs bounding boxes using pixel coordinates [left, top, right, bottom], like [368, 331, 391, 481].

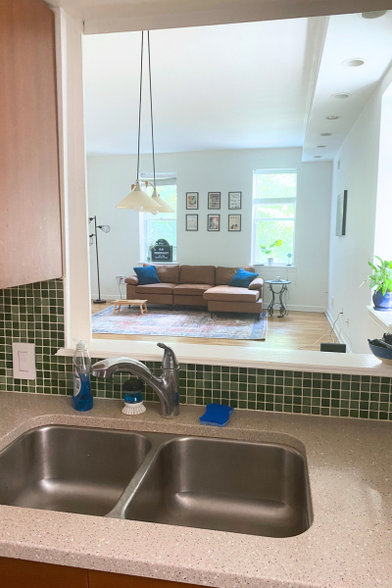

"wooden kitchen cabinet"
[0, 557, 88, 588]
[0, 557, 206, 588]
[0, 0, 63, 289]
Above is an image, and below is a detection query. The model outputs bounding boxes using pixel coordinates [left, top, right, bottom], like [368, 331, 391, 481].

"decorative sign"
[151, 239, 173, 261]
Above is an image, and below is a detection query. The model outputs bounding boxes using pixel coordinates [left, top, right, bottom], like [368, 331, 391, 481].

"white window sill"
[367, 305, 392, 330]
[254, 264, 297, 269]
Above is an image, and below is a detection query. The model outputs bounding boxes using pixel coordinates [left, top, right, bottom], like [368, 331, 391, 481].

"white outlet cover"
[12, 342, 36, 380]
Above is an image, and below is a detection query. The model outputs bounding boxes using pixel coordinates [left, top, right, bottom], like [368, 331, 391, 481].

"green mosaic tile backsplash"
[1, 278, 392, 420]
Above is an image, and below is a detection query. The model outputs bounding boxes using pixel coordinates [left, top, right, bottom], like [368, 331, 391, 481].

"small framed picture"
[208, 192, 221, 210]
[336, 190, 348, 236]
[186, 192, 198, 210]
[207, 214, 220, 231]
[228, 191, 242, 210]
[186, 214, 198, 231]
[228, 214, 241, 231]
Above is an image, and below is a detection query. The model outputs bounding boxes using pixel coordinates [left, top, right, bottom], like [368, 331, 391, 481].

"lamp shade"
[151, 188, 175, 213]
[116, 180, 162, 212]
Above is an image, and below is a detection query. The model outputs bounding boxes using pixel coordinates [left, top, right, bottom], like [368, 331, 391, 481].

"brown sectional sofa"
[125, 264, 264, 315]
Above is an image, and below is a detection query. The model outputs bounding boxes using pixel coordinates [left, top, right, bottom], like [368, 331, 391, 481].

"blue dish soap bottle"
[72, 341, 93, 411]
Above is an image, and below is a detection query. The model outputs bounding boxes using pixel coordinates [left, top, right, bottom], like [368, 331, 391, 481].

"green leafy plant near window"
[363, 257, 392, 295]
[259, 239, 282, 257]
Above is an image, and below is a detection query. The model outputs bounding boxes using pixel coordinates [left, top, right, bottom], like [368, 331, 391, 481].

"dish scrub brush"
[122, 378, 146, 416]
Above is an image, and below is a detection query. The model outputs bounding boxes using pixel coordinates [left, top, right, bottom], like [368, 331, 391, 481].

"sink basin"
[123, 437, 312, 538]
[0, 426, 151, 516]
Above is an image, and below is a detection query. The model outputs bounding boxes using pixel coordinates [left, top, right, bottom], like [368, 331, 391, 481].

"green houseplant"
[259, 239, 282, 266]
[363, 256, 392, 311]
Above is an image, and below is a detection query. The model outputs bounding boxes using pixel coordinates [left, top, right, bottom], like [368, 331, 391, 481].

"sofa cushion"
[134, 265, 161, 285]
[173, 284, 213, 296]
[203, 285, 260, 303]
[216, 266, 256, 285]
[179, 265, 216, 285]
[135, 282, 177, 295]
[228, 268, 258, 288]
[143, 263, 179, 284]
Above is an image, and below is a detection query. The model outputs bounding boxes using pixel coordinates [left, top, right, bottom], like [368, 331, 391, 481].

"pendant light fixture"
[146, 31, 175, 215]
[116, 31, 162, 212]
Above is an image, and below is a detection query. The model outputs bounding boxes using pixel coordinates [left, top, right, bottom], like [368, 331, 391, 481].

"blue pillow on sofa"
[228, 268, 258, 288]
[133, 266, 161, 285]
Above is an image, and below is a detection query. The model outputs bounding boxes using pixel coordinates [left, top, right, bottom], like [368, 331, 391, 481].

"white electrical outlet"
[331, 296, 334, 307]
[116, 275, 125, 284]
[12, 342, 36, 380]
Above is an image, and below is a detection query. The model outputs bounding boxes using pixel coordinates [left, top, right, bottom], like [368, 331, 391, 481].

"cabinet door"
[89, 571, 203, 588]
[0, 0, 62, 289]
[0, 557, 88, 588]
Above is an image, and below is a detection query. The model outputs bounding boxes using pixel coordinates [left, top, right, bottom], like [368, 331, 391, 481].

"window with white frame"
[139, 173, 177, 262]
[252, 169, 297, 265]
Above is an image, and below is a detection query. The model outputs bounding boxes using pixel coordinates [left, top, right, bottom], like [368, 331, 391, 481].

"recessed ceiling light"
[317, 145, 326, 148]
[361, 10, 387, 19]
[331, 93, 351, 99]
[320, 132, 332, 136]
[325, 115, 340, 120]
[342, 58, 365, 67]
[314, 156, 322, 158]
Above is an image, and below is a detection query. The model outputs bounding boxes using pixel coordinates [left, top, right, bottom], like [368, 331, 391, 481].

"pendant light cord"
[136, 30, 144, 181]
[147, 31, 156, 188]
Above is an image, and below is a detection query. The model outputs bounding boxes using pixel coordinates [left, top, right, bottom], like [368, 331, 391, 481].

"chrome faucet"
[91, 343, 180, 417]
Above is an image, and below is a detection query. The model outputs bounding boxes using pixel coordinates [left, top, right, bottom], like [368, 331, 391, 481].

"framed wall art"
[228, 192, 242, 210]
[186, 192, 198, 210]
[207, 214, 220, 231]
[208, 192, 221, 210]
[186, 214, 198, 231]
[228, 214, 241, 231]
[336, 190, 348, 236]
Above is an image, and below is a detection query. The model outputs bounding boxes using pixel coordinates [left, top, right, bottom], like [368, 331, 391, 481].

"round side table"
[265, 280, 291, 318]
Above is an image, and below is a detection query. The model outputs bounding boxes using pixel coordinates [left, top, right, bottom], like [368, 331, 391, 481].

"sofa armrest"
[248, 277, 264, 290]
[125, 275, 139, 285]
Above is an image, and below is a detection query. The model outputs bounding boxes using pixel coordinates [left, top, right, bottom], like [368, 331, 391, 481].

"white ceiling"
[82, 12, 392, 160]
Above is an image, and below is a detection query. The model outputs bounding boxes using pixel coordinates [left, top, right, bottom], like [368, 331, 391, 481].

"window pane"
[255, 220, 294, 264]
[143, 182, 177, 261]
[256, 173, 296, 200]
[255, 203, 295, 219]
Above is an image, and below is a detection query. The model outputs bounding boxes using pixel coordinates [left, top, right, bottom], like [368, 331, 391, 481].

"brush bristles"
[122, 402, 146, 416]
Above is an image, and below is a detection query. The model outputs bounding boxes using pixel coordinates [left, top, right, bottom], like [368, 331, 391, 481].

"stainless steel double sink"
[0, 425, 313, 538]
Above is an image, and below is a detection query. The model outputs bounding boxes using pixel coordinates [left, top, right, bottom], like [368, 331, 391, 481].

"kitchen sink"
[0, 426, 151, 516]
[122, 436, 312, 538]
[0, 426, 312, 537]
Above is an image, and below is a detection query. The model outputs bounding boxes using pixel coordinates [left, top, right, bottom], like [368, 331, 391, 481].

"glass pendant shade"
[116, 180, 162, 212]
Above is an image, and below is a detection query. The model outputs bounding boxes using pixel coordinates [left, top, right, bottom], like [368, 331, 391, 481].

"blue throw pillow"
[228, 268, 258, 288]
[134, 266, 161, 285]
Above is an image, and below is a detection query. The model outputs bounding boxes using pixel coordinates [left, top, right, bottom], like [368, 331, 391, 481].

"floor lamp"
[89, 216, 111, 304]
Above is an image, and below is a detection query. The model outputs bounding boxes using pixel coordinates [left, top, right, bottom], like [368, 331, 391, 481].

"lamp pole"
[89, 216, 110, 304]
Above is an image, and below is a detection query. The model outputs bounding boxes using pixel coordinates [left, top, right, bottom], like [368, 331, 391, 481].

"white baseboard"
[91, 294, 123, 301]
[263, 303, 326, 313]
[326, 309, 352, 353]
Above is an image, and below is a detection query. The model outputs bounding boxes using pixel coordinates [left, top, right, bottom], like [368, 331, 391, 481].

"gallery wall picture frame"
[336, 190, 348, 236]
[228, 192, 242, 210]
[186, 192, 198, 210]
[207, 214, 220, 231]
[186, 214, 198, 231]
[208, 192, 221, 210]
[228, 214, 241, 232]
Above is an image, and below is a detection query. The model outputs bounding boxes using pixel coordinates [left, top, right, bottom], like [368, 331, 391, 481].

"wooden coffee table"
[112, 299, 148, 315]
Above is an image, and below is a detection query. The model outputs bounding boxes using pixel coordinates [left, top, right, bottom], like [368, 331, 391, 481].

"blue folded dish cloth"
[199, 403, 234, 427]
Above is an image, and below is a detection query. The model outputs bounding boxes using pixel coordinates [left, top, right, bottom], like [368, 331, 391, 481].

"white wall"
[87, 147, 332, 311]
[327, 64, 392, 354]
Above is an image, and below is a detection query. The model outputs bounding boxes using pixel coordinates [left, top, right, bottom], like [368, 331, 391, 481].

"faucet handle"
[157, 343, 179, 370]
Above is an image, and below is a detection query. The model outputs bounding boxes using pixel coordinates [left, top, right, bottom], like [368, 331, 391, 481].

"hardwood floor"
[91, 302, 337, 352]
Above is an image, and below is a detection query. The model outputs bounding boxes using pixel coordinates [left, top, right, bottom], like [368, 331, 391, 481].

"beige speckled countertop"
[0, 391, 391, 588]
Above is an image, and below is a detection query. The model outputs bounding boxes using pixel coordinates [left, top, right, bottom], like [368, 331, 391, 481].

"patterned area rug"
[92, 307, 268, 340]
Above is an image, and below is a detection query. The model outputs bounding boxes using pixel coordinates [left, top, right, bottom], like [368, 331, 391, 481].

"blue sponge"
[199, 403, 234, 427]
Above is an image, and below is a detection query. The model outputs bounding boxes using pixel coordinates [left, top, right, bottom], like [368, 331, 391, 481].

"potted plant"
[363, 256, 392, 311]
[259, 240, 282, 266]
